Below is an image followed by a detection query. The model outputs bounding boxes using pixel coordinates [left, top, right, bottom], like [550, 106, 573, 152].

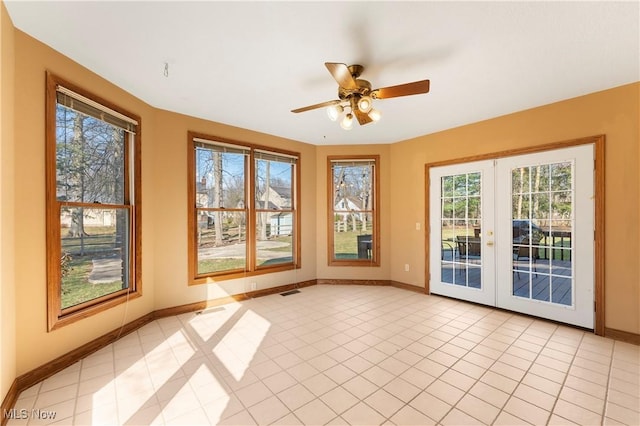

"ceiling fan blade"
[325, 62, 358, 90]
[371, 79, 430, 99]
[353, 108, 373, 126]
[291, 99, 341, 113]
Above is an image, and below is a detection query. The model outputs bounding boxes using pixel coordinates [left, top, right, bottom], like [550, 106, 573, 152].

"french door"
[429, 144, 594, 329]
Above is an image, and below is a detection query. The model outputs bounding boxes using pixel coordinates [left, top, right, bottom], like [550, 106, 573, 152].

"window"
[188, 133, 300, 283]
[45, 72, 141, 331]
[328, 156, 379, 266]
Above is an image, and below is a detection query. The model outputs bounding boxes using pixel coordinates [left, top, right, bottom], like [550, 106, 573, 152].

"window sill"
[189, 263, 300, 285]
[48, 291, 142, 332]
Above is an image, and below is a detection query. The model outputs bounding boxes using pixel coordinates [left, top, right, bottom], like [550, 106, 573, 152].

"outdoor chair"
[455, 236, 482, 274]
[513, 236, 540, 277]
[441, 240, 455, 260]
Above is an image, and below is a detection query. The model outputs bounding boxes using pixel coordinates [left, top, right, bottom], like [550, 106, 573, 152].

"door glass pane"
[442, 198, 454, 219]
[532, 275, 551, 302]
[512, 167, 530, 195]
[511, 162, 573, 307]
[440, 172, 482, 288]
[442, 175, 454, 197]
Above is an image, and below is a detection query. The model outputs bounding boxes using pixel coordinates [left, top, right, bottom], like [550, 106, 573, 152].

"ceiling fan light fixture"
[368, 108, 381, 122]
[292, 63, 430, 131]
[327, 104, 343, 121]
[340, 113, 353, 130]
[357, 96, 373, 113]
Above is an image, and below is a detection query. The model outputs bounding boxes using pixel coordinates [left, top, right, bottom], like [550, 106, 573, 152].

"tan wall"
[10, 29, 318, 378]
[150, 110, 317, 310]
[12, 30, 158, 375]
[1, 0, 16, 402]
[2, 7, 639, 406]
[389, 83, 640, 334]
[315, 144, 391, 281]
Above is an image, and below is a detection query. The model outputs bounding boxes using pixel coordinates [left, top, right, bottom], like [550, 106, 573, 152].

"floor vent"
[280, 289, 301, 296]
[196, 306, 225, 315]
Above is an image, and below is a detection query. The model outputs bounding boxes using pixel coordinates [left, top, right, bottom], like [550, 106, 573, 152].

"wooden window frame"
[327, 155, 380, 266]
[45, 72, 142, 331]
[187, 131, 301, 284]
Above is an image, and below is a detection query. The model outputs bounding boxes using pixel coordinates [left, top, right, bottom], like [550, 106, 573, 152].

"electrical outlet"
[416, 222, 421, 230]
[250, 282, 257, 291]
[404, 264, 410, 272]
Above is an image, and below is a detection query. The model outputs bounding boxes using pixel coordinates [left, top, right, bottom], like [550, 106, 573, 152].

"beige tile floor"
[8, 285, 640, 425]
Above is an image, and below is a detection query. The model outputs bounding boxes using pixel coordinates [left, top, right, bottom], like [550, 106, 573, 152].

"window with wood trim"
[188, 133, 300, 283]
[45, 72, 142, 331]
[328, 156, 379, 266]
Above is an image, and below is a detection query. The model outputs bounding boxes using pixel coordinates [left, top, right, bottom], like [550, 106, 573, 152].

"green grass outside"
[333, 230, 371, 257]
[537, 241, 571, 261]
[61, 255, 123, 309]
[198, 258, 247, 274]
[60, 225, 125, 309]
[441, 228, 476, 240]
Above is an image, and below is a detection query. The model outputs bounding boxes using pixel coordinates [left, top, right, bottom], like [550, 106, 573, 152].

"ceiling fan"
[292, 62, 430, 130]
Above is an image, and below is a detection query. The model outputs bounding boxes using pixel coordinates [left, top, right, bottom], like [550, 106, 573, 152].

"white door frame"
[425, 135, 605, 333]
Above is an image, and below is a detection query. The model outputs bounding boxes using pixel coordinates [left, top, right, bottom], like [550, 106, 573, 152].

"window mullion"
[247, 151, 255, 272]
[125, 132, 132, 205]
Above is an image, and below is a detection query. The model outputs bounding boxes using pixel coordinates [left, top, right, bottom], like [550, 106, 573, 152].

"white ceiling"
[5, 1, 639, 145]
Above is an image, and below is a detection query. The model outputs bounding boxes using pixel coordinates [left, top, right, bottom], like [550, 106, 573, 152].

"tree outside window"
[328, 156, 379, 266]
[46, 72, 141, 331]
[188, 133, 300, 283]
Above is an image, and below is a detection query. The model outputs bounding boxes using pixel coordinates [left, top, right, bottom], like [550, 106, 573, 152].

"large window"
[46, 72, 141, 331]
[188, 133, 300, 283]
[328, 156, 379, 266]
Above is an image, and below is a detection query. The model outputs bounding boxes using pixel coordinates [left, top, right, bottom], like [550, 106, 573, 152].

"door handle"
[486, 241, 494, 247]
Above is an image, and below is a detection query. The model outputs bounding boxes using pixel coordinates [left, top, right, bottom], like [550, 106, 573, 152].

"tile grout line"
[109, 339, 119, 426]
[462, 310, 539, 426]
[600, 339, 617, 424]
[382, 304, 516, 425]
[429, 306, 508, 425]
[544, 327, 587, 425]
[303, 290, 453, 424]
[139, 323, 169, 425]
[477, 316, 568, 425]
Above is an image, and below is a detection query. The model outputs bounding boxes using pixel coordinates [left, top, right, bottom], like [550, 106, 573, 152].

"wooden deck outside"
[440, 250, 573, 306]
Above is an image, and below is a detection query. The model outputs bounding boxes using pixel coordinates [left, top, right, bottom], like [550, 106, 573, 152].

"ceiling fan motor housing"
[338, 65, 372, 101]
[338, 81, 371, 100]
